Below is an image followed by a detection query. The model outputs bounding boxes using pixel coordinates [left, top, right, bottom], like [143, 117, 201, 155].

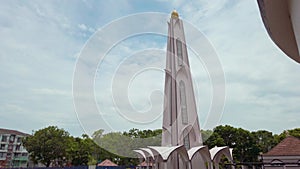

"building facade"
[262, 136, 300, 169]
[0, 128, 30, 168]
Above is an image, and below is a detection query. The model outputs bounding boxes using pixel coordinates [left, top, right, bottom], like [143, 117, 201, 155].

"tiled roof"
[264, 136, 300, 156]
[0, 128, 30, 136]
[97, 159, 118, 166]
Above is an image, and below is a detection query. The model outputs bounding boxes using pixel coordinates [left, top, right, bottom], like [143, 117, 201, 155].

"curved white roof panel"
[139, 148, 155, 159]
[188, 146, 211, 160]
[133, 149, 146, 160]
[148, 145, 188, 161]
[209, 146, 228, 160]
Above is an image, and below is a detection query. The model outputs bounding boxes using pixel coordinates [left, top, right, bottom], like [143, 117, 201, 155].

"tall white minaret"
[135, 11, 231, 169]
[162, 10, 202, 150]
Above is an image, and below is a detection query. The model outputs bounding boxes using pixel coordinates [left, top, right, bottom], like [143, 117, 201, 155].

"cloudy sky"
[1, 0, 300, 137]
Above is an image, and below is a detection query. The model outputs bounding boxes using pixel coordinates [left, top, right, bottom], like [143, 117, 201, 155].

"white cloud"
[78, 23, 88, 31]
[31, 88, 70, 96]
[78, 23, 95, 33]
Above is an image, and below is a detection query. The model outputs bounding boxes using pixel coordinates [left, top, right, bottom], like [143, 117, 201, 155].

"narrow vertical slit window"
[176, 39, 183, 65]
[169, 80, 172, 126]
[179, 81, 188, 124]
[183, 130, 190, 150]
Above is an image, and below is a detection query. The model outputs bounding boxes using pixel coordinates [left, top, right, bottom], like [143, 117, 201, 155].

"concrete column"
[210, 162, 214, 169]
[146, 157, 149, 169]
[164, 161, 167, 169]
[188, 161, 192, 169]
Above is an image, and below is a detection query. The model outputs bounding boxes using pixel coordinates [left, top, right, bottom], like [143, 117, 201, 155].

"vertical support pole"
[188, 161, 192, 169]
[210, 161, 214, 169]
[164, 161, 168, 169]
[146, 157, 149, 169]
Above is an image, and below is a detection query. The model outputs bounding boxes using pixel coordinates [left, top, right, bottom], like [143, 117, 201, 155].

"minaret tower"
[134, 11, 233, 169]
[162, 10, 202, 149]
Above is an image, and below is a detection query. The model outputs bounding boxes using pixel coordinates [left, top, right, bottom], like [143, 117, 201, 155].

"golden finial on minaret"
[171, 10, 179, 18]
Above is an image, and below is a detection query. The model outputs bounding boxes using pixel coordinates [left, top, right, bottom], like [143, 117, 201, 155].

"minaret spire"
[171, 10, 179, 19]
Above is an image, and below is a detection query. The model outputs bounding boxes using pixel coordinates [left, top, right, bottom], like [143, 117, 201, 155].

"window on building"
[0, 152, 6, 158]
[271, 159, 284, 166]
[0, 144, 5, 150]
[8, 145, 13, 150]
[183, 131, 190, 150]
[14, 153, 20, 158]
[16, 137, 22, 143]
[1, 136, 7, 142]
[15, 145, 21, 151]
[168, 81, 172, 126]
[179, 81, 188, 124]
[6, 152, 11, 157]
[9, 135, 15, 142]
[176, 39, 183, 66]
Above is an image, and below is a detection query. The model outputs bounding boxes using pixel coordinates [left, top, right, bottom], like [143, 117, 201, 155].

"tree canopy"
[91, 128, 162, 165]
[23, 126, 99, 167]
[23, 125, 300, 166]
[23, 126, 71, 167]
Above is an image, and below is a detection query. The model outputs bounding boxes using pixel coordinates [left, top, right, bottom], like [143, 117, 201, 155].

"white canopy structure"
[134, 149, 147, 169]
[134, 145, 234, 169]
[188, 146, 212, 169]
[148, 145, 188, 162]
[139, 148, 155, 169]
[140, 148, 155, 159]
[210, 146, 234, 169]
[147, 145, 189, 169]
[188, 146, 211, 161]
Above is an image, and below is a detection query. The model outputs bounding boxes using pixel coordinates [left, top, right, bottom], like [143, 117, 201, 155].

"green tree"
[274, 128, 300, 143]
[92, 130, 131, 165]
[252, 130, 276, 153]
[98, 132, 134, 158]
[67, 135, 96, 166]
[92, 128, 162, 166]
[23, 126, 70, 167]
[204, 125, 260, 162]
[204, 132, 225, 147]
[201, 129, 213, 143]
[123, 128, 162, 139]
[288, 128, 300, 138]
[234, 128, 260, 162]
[92, 129, 104, 140]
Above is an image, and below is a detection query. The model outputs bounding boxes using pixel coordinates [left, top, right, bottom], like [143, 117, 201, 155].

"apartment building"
[0, 128, 30, 168]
